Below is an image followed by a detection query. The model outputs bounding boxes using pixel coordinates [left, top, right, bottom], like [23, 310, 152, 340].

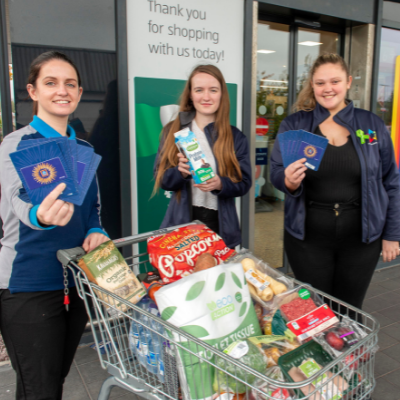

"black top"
[304, 126, 362, 204]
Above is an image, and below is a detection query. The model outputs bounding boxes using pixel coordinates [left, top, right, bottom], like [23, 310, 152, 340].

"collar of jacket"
[179, 110, 217, 138]
[311, 99, 355, 132]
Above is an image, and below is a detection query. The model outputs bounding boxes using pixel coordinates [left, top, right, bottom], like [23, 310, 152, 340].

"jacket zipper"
[336, 116, 370, 243]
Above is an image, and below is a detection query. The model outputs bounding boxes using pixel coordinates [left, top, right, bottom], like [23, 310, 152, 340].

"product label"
[245, 269, 270, 291]
[148, 351, 158, 366]
[142, 343, 149, 356]
[286, 304, 339, 341]
[299, 359, 342, 400]
[298, 288, 311, 299]
[174, 128, 215, 184]
[223, 340, 249, 359]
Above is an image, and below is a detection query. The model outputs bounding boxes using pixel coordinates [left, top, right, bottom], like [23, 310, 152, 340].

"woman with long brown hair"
[270, 53, 400, 311]
[154, 64, 251, 248]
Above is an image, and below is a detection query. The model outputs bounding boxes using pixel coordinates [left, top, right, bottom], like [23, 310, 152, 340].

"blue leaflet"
[294, 131, 329, 171]
[18, 137, 78, 184]
[279, 129, 329, 171]
[10, 141, 78, 205]
[14, 138, 101, 206]
[74, 143, 97, 206]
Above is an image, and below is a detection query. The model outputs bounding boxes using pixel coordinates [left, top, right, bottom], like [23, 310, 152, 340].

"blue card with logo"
[279, 129, 328, 170]
[18, 137, 78, 185]
[294, 131, 328, 171]
[10, 141, 78, 205]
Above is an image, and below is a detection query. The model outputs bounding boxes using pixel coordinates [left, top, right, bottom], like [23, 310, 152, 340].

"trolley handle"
[57, 220, 203, 264]
[57, 246, 86, 266]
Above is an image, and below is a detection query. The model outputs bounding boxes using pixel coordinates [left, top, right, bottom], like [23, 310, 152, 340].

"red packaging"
[147, 224, 235, 284]
[281, 298, 317, 321]
[286, 304, 339, 342]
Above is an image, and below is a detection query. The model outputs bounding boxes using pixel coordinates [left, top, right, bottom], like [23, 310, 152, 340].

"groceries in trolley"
[174, 127, 215, 184]
[155, 263, 262, 400]
[10, 136, 101, 205]
[147, 223, 235, 284]
[78, 240, 146, 312]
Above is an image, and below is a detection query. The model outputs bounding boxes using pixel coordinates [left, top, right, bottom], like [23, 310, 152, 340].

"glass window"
[254, 22, 290, 268]
[8, 0, 121, 239]
[297, 28, 340, 96]
[376, 27, 400, 131]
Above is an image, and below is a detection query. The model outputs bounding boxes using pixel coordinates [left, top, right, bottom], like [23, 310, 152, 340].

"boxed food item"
[278, 340, 356, 400]
[148, 224, 235, 284]
[279, 288, 338, 343]
[155, 263, 261, 400]
[78, 240, 146, 312]
[175, 127, 215, 184]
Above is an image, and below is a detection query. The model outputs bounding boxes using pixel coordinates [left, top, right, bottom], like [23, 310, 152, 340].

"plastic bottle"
[129, 317, 145, 366]
[137, 297, 165, 382]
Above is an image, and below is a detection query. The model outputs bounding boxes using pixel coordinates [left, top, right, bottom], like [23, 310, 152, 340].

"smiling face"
[190, 72, 222, 119]
[27, 59, 82, 120]
[311, 63, 352, 114]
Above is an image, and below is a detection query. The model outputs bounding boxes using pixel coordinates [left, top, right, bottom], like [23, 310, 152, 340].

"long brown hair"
[295, 53, 350, 112]
[27, 51, 82, 115]
[153, 64, 242, 196]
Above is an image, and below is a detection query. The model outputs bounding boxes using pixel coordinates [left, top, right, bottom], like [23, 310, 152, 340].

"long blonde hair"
[295, 53, 350, 112]
[153, 65, 242, 196]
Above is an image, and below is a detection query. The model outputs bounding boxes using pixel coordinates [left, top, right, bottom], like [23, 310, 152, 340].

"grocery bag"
[155, 263, 262, 400]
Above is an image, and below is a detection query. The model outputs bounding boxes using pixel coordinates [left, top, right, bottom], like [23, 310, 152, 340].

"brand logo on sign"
[32, 162, 57, 184]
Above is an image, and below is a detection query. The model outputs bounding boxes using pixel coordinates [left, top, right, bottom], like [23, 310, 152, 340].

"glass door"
[254, 22, 289, 267]
[254, 22, 341, 269]
[297, 28, 340, 97]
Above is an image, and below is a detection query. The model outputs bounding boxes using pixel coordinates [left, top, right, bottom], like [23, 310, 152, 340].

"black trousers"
[0, 287, 88, 400]
[192, 206, 219, 235]
[285, 206, 381, 311]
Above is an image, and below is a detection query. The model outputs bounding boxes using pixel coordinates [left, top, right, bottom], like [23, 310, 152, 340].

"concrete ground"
[1, 265, 400, 400]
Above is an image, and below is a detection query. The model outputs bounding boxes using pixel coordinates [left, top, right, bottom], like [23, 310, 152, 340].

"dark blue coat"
[270, 101, 400, 244]
[154, 111, 252, 248]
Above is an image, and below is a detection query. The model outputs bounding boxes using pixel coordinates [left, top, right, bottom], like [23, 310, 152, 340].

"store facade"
[0, 0, 398, 269]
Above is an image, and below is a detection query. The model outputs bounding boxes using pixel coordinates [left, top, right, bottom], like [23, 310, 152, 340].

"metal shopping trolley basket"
[57, 223, 380, 400]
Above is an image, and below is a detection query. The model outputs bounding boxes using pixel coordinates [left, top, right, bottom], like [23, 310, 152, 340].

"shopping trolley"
[57, 222, 379, 400]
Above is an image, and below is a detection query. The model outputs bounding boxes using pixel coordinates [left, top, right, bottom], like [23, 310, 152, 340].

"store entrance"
[254, 20, 341, 269]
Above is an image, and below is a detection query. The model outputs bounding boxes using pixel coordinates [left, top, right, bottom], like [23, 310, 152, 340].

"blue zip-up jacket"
[0, 116, 108, 293]
[154, 111, 252, 248]
[270, 101, 400, 244]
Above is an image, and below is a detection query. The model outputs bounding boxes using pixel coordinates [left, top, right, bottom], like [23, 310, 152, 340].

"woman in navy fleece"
[0, 51, 109, 399]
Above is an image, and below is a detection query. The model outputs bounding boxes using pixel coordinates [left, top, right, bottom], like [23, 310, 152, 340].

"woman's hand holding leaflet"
[285, 158, 307, 193]
[37, 183, 74, 227]
[382, 239, 400, 262]
[177, 152, 191, 178]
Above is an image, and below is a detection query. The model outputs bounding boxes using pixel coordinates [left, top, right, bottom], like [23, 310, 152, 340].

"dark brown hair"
[153, 64, 242, 197]
[27, 51, 82, 115]
[295, 53, 350, 112]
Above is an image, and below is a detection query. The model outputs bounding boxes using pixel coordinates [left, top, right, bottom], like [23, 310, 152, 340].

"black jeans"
[285, 205, 381, 311]
[0, 287, 88, 400]
[192, 206, 219, 234]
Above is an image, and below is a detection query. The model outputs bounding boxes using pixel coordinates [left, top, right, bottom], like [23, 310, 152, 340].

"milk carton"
[174, 128, 215, 184]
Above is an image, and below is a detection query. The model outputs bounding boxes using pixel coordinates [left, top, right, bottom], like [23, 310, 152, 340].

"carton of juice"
[174, 127, 215, 184]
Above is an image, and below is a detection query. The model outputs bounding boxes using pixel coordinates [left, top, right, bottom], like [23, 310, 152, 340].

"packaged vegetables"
[214, 339, 268, 394]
